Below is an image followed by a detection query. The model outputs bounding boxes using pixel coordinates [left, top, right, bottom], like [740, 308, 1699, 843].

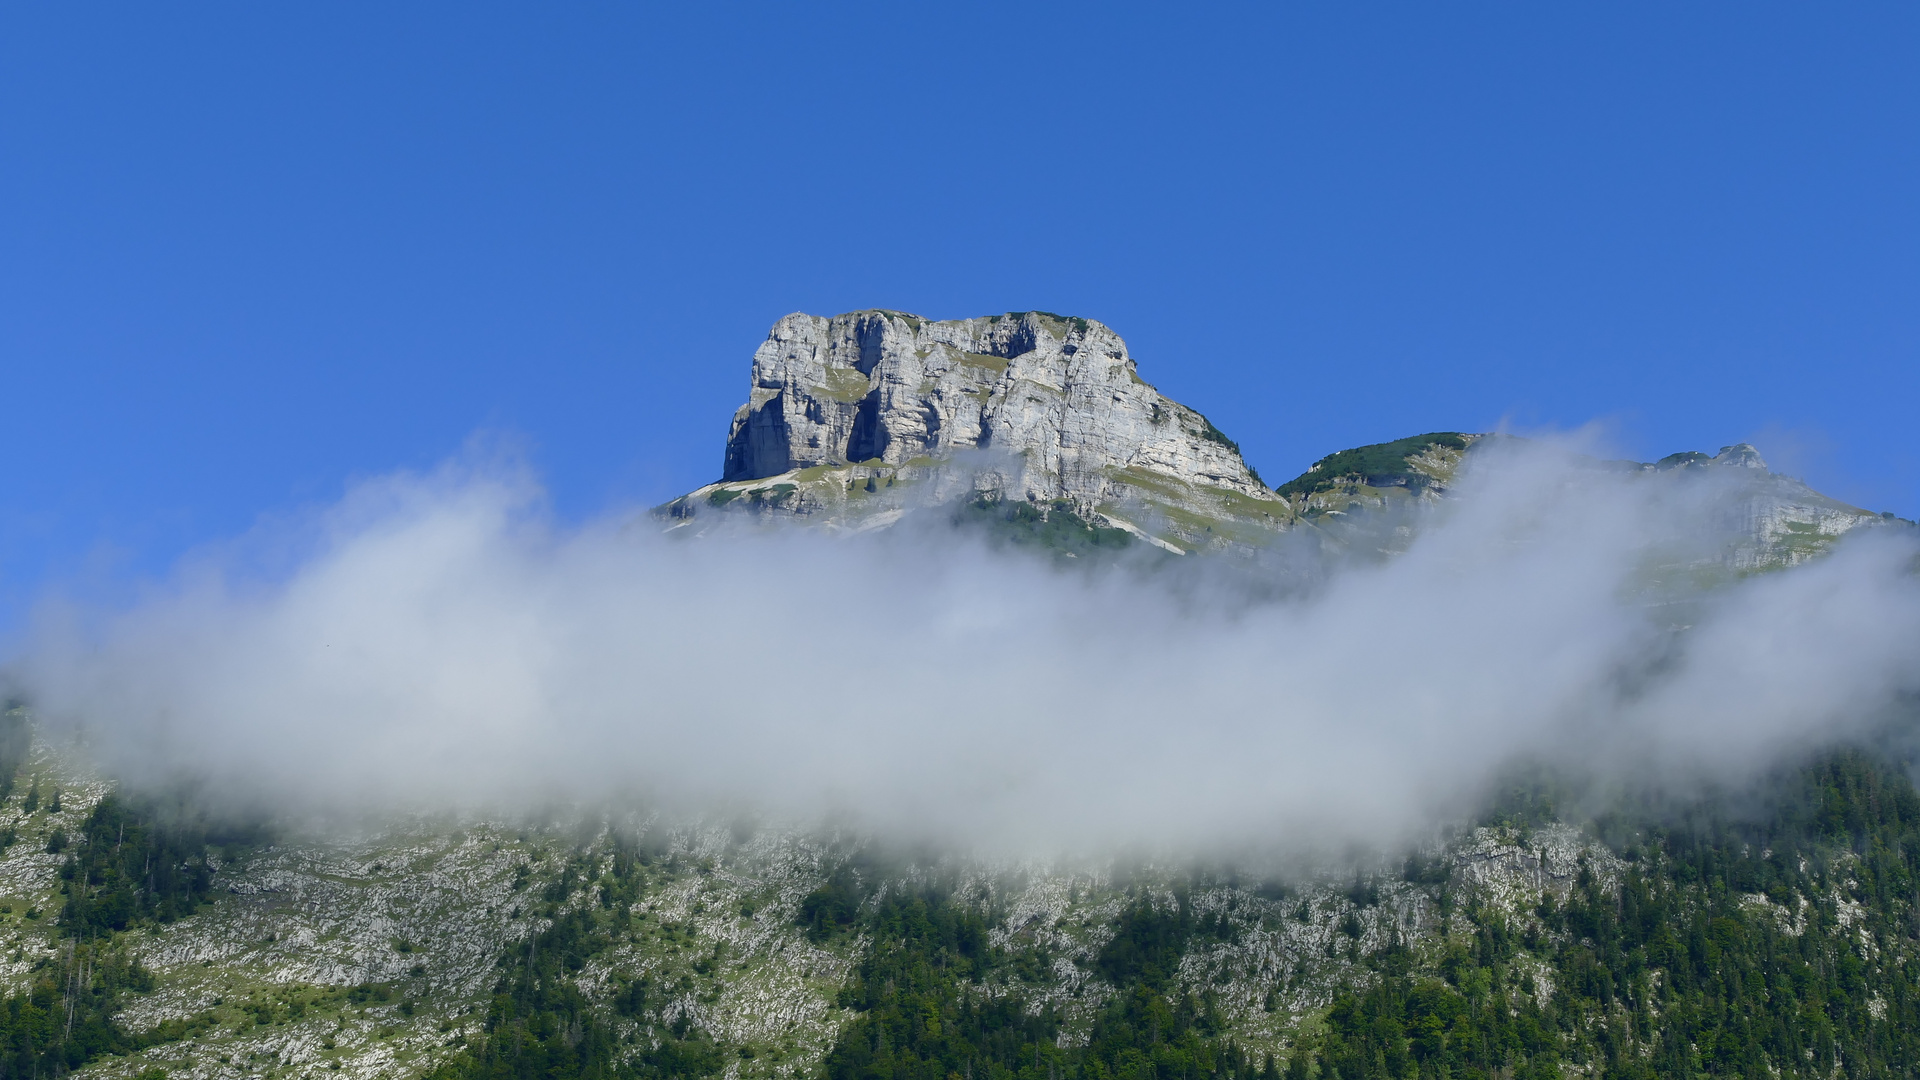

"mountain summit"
[724, 309, 1269, 500]
[665, 309, 1291, 548]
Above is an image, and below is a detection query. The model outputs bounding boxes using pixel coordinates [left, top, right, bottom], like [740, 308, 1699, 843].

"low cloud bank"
[11, 439, 1920, 854]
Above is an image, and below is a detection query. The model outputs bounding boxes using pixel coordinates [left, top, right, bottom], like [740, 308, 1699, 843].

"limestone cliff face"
[1659, 443, 1884, 569]
[722, 310, 1273, 509]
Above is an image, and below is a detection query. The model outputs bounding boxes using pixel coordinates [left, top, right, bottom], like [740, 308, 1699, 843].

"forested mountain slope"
[0, 702, 1912, 1080]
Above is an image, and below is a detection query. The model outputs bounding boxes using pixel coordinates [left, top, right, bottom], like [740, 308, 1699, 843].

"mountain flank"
[6, 716, 1920, 1080]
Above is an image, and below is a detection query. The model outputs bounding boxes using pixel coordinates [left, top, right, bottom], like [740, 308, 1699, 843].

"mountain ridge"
[663, 309, 1896, 565]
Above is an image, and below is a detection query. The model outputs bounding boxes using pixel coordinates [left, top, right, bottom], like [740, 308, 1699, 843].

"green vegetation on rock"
[0, 778, 263, 1077]
[0, 941, 162, 1077]
[0, 709, 28, 806]
[1276, 434, 1471, 500]
[814, 867, 1248, 1080]
[950, 496, 1136, 559]
[1655, 451, 1714, 470]
[1299, 751, 1920, 1079]
[798, 749, 1920, 1080]
[438, 844, 728, 1080]
[61, 794, 260, 936]
[1195, 416, 1242, 457]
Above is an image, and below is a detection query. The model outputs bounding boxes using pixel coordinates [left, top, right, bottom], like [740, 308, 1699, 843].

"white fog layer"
[12, 439, 1920, 854]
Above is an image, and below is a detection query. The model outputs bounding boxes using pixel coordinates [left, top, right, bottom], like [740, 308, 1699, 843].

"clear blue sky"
[3, 4, 1917, 624]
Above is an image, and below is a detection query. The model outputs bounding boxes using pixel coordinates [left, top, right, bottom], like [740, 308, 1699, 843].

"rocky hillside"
[661, 311, 1292, 551]
[7, 716, 1917, 1080]
[0, 718, 861, 1080]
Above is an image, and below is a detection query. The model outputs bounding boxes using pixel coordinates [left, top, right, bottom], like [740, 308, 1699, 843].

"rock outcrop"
[666, 310, 1293, 550]
[723, 310, 1268, 500]
[1648, 443, 1885, 568]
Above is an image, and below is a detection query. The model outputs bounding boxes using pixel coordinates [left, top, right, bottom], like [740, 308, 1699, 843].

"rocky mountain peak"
[664, 310, 1290, 549]
[723, 309, 1269, 503]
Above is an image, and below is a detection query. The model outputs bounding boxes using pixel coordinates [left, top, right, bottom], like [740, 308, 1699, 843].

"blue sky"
[3, 4, 1917, 625]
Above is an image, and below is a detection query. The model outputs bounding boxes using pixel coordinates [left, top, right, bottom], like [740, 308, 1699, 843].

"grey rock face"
[722, 310, 1273, 509]
[1711, 443, 1768, 470]
[1613, 443, 1885, 568]
[1690, 443, 1883, 568]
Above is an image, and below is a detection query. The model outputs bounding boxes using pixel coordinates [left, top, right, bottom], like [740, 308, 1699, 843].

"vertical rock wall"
[722, 310, 1276, 511]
